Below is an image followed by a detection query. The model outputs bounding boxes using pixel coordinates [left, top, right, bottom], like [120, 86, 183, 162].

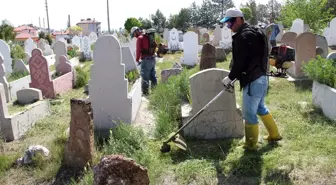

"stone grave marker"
[25, 52, 31, 63]
[169, 28, 180, 51]
[215, 47, 226, 62]
[81, 36, 91, 59]
[56, 55, 72, 76]
[29, 49, 54, 98]
[13, 59, 29, 74]
[130, 38, 137, 58]
[161, 68, 182, 83]
[88, 35, 132, 134]
[183, 68, 244, 139]
[329, 17, 336, 46]
[163, 28, 169, 42]
[58, 37, 67, 44]
[212, 25, 222, 46]
[181, 31, 198, 66]
[178, 30, 183, 42]
[53, 41, 67, 67]
[202, 33, 210, 43]
[304, 24, 310, 32]
[89, 32, 98, 45]
[327, 52, 336, 61]
[0, 39, 13, 74]
[290, 18, 304, 35]
[16, 88, 42, 105]
[121, 47, 137, 73]
[0, 53, 10, 102]
[281, 31, 297, 48]
[315, 35, 329, 58]
[24, 38, 37, 55]
[192, 27, 201, 45]
[221, 26, 232, 49]
[64, 98, 94, 168]
[200, 43, 216, 70]
[37, 39, 47, 51]
[288, 32, 316, 78]
[72, 35, 81, 49]
[43, 44, 54, 56]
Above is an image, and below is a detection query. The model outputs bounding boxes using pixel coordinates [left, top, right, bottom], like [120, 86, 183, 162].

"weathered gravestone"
[169, 28, 180, 51]
[89, 32, 98, 45]
[183, 68, 244, 139]
[53, 41, 67, 67]
[287, 32, 316, 78]
[181, 31, 198, 66]
[56, 55, 72, 76]
[93, 155, 149, 185]
[13, 59, 29, 74]
[290, 18, 304, 35]
[89, 35, 133, 135]
[37, 39, 47, 51]
[122, 47, 137, 73]
[72, 35, 81, 49]
[327, 52, 336, 61]
[0, 39, 13, 74]
[29, 49, 54, 98]
[216, 47, 226, 62]
[202, 33, 210, 43]
[64, 98, 94, 168]
[81, 36, 91, 59]
[281, 31, 297, 48]
[200, 43, 216, 70]
[212, 25, 222, 46]
[161, 68, 182, 83]
[329, 18, 336, 46]
[315, 35, 329, 58]
[192, 28, 201, 45]
[16, 88, 42, 105]
[0, 53, 10, 102]
[24, 38, 37, 55]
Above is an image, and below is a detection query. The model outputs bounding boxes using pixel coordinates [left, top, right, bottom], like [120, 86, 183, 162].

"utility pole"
[222, 0, 224, 18]
[45, 0, 51, 33]
[107, 0, 111, 34]
[39, 17, 41, 28]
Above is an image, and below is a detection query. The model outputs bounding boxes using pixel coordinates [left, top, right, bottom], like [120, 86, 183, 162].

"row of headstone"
[290, 18, 310, 35]
[71, 32, 98, 57]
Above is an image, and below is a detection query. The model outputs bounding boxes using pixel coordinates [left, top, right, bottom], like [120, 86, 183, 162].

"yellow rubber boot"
[260, 113, 282, 141]
[243, 123, 259, 151]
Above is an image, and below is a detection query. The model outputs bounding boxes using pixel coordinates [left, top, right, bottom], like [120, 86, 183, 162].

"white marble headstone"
[53, 41, 67, 67]
[169, 28, 179, 51]
[181, 31, 198, 66]
[0, 39, 12, 74]
[24, 38, 37, 55]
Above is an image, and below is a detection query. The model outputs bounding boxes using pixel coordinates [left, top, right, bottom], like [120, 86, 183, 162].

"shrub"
[74, 66, 90, 88]
[10, 44, 25, 60]
[302, 56, 336, 88]
[149, 69, 192, 138]
[103, 123, 147, 161]
[125, 69, 140, 84]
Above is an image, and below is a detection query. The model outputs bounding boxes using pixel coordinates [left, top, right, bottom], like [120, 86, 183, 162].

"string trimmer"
[160, 79, 237, 153]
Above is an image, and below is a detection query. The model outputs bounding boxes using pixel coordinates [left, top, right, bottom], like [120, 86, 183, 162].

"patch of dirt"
[133, 97, 156, 139]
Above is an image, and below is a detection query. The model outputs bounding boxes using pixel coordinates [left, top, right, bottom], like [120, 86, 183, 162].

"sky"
[0, 0, 275, 31]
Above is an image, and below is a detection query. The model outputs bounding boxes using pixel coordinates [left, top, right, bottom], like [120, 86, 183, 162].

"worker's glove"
[222, 76, 232, 88]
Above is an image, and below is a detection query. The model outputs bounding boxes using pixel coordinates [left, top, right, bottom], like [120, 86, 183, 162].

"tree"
[245, 0, 258, 25]
[68, 26, 83, 36]
[0, 20, 15, 42]
[124, 17, 142, 32]
[241, 7, 252, 22]
[257, 4, 268, 23]
[151, 9, 166, 31]
[279, 0, 333, 33]
[138, 18, 152, 29]
[325, 0, 336, 17]
[189, 2, 200, 26]
[198, 0, 218, 28]
[176, 8, 192, 32]
[211, 0, 235, 18]
[266, 0, 282, 22]
[167, 14, 179, 29]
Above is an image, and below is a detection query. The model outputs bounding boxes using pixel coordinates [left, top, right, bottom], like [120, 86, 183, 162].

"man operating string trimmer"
[220, 8, 282, 151]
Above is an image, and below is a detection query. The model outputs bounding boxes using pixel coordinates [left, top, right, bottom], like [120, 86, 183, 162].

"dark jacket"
[228, 23, 268, 90]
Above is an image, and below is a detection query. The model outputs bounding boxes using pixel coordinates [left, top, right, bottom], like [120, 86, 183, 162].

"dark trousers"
[270, 40, 276, 47]
[140, 57, 157, 95]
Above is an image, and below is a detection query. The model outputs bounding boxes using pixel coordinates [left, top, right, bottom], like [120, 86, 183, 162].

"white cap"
[220, 8, 244, 23]
[130, 26, 139, 35]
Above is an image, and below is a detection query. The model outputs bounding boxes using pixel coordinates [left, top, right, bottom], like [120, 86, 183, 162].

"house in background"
[76, 18, 101, 36]
[13, 25, 39, 45]
[52, 30, 70, 42]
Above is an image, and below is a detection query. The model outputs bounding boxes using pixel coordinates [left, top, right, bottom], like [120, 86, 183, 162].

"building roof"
[76, 18, 101, 25]
[15, 32, 39, 40]
[14, 25, 37, 32]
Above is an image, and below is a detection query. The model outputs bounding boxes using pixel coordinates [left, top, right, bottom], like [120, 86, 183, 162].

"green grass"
[6, 71, 29, 82]
[2, 52, 336, 185]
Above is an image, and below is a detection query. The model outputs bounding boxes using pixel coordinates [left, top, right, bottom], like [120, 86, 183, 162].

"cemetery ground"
[1, 53, 336, 185]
